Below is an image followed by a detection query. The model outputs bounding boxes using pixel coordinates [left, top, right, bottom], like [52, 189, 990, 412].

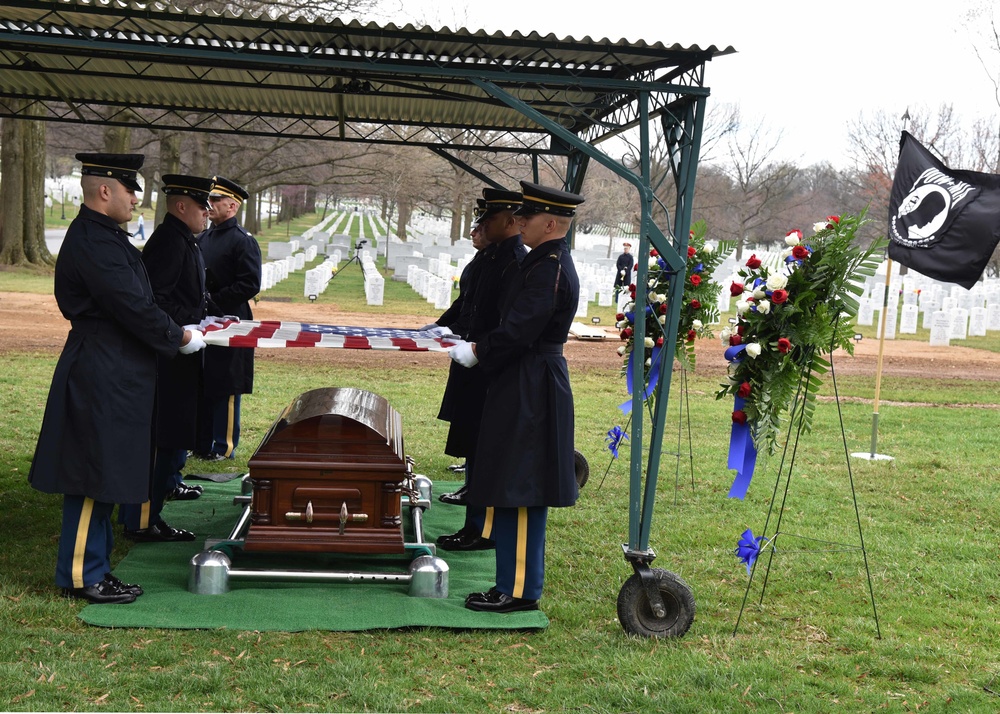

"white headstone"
[969, 306, 988, 337]
[949, 308, 969, 340]
[929, 311, 950, 346]
[987, 303, 1000, 332]
[899, 304, 918, 334]
[875, 304, 896, 339]
[856, 298, 874, 326]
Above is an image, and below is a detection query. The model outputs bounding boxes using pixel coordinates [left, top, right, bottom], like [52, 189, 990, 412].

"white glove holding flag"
[421, 324, 458, 339]
[448, 340, 478, 368]
[179, 329, 207, 355]
[419, 323, 440, 332]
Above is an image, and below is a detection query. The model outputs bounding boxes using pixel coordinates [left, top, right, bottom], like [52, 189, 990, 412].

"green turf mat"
[80, 480, 548, 631]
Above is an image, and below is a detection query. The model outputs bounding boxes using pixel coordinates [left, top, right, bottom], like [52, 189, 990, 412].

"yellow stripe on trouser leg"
[140, 500, 151, 529]
[72, 498, 95, 589]
[482, 507, 494, 539]
[224, 395, 236, 457]
[513, 507, 528, 599]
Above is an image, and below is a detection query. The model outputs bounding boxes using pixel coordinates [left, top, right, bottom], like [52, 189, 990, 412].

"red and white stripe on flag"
[201, 320, 458, 352]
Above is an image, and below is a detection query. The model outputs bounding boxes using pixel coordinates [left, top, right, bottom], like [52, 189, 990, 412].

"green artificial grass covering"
[80, 480, 548, 632]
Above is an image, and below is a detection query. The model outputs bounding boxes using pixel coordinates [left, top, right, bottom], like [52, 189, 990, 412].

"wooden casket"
[244, 387, 409, 554]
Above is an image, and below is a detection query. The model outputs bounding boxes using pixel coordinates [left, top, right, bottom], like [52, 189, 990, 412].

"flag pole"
[852, 256, 894, 461]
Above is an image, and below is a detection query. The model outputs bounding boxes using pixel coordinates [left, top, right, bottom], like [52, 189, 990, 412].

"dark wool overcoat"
[200, 216, 261, 398]
[141, 212, 208, 448]
[29, 205, 184, 504]
[469, 237, 579, 509]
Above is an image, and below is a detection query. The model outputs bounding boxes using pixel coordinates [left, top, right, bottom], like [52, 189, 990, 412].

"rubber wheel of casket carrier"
[616, 568, 695, 638]
[574, 449, 590, 489]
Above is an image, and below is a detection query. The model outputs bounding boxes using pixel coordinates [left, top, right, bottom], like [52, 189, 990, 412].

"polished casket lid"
[249, 387, 404, 469]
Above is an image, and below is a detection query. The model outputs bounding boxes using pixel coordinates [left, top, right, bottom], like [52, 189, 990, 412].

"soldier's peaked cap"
[480, 188, 522, 217]
[210, 176, 249, 204]
[514, 181, 584, 217]
[162, 174, 214, 208]
[76, 153, 144, 192]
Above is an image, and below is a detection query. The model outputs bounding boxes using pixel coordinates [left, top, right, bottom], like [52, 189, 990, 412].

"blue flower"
[605, 425, 629, 459]
[735, 528, 767, 575]
[624, 311, 635, 323]
[694, 262, 704, 273]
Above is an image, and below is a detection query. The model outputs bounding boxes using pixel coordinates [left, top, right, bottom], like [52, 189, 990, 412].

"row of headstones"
[260, 244, 320, 292]
[361, 251, 385, 306]
[406, 263, 453, 311]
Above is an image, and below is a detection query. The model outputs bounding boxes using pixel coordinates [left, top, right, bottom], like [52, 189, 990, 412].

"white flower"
[785, 232, 801, 247]
[753, 288, 766, 300]
[617, 345, 626, 356]
[656, 293, 666, 303]
[720, 327, 732, 342]
[658, 315, 667, 325]
[616, 320, 627, 329]
[692, 319, 703, 329]
[644, 337, 654, 348]
[813, 221, 827, 234]
[766, 273, 788, 291]
[647, 279, 657, 288]
[745, 342, 762, 358]
[624, 302, 634, 312]
[645, 358, 652, 367]
[703, 243, 715, 254]
[757, 299, 771, 315]
[649, 257, 659, 268]
[648, 291, 659, 303]
[736, 299, 750, 315]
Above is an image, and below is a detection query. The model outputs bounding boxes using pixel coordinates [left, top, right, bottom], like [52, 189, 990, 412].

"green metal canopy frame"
[0, 0, 734, 637]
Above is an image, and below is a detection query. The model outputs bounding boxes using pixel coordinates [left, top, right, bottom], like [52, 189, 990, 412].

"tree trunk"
[192, 133, 212, 177]
[23, 104, 51, 265]
[155, 132, 182, 226]
[396, 200, 411, 241]
[104, 125, 131, 153]
[244, 190, 259, 234]
[0, 113, 27, 265]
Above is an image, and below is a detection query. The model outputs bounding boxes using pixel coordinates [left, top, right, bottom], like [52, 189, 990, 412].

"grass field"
[4, 215, 1000, 711]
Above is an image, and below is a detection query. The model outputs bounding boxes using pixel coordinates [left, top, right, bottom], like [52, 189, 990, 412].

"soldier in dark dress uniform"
[28, 153, 207, 604]
[435, 188, 527, 551]
[449, 181, 583, 613]
[119, 175, 215, 542]
[195, 176, 262, 461]
[614, 242, 634, 300]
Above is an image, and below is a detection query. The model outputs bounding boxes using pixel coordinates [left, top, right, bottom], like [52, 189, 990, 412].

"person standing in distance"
[29, 153, 206, 604]
[449, 181, 583, 613]
[195, 176, 261, 461]
[613, 241, 634, 301]
[119, 174, 216, 543]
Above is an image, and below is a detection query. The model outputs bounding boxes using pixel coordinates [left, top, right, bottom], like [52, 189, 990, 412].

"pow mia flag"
[887, 131, 1000, 289]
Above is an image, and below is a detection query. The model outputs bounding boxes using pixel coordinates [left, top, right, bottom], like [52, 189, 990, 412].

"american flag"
[201, 319, 458, 352]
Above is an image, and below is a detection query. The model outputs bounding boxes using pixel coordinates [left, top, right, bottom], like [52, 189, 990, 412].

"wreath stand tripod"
[732, 346, 881, 638]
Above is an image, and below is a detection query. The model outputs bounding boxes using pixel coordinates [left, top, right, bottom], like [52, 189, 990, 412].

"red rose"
[657, 336, 665, 347]
[633, 264, 639, 271]
[730, 282, 744, 296]
[686, 330, 695, 343]
[745, 254, 762, 269]
[659, 304, 667, 314]
[737, 324, 745, 336]
[792, 245, 809, 259]
[628, 283, 636, 292]
[771, 289, 788, 304]
[616, 312, 625, 321]
[737, 381, 751, 398]
[729, 334, 742, 346]
[732, 410, 748, 425]
[690, 274, 702, 286]
[826, 215, 840, 225]
[777, 337, 792, 354]
[687, 246, 697, 258]
[690, 299, 701, 310]
[650, 249, 659, 257]
[621, 327, 633, 339]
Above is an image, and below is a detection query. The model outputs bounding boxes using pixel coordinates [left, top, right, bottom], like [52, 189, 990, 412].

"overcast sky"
[364, 0, 998, 169]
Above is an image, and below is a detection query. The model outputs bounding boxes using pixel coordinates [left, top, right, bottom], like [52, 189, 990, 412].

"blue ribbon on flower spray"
[619, 343, 663, 414]
[724, 343, 757, 499]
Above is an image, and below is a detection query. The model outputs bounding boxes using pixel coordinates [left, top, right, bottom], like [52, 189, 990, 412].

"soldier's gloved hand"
[179, 329, 207, 355]
[426, 325, 458, 339]
[448, 341, 478, 368]
[223, 315, 241, 323]
[419, 323, 440, 332]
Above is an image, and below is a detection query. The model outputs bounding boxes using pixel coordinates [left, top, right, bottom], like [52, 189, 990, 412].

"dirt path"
[4, 291, 1000, 381]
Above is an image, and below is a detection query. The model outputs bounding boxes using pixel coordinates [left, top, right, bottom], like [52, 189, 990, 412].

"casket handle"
[338, 501, 369, 535]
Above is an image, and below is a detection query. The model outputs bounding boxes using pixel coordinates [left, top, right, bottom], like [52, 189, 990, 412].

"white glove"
[179, 329, 206, 355]
[448, 341, 479, 367]
[426, 325, 459, 339]
[223, 315, 241, 323]
[419, 323, 440, 332]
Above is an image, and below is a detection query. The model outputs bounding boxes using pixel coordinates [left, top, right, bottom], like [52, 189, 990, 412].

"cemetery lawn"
[2, 264, 1000, 711]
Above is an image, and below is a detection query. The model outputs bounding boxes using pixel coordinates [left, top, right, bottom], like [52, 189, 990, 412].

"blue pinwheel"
[605, 425, 629, 459]
[735, 528, 768, 575]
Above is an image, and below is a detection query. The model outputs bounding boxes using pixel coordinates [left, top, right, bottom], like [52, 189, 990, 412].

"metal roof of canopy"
[0, 0, 737, 637]
[0, 0, 733, 153]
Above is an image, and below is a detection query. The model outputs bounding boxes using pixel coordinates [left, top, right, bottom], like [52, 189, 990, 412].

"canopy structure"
[0, 0, 734, 636]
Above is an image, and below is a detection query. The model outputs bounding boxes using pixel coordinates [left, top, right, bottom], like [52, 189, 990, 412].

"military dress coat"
[141, 212, 208, 448]
[200, 216, 262, 399]
[439, 235, 526, 457]
[470, 237, 580, 509]
[28, 205, 185, 504]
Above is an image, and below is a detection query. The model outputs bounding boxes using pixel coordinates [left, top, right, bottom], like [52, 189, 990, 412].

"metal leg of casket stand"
[189, 474, 448, 598]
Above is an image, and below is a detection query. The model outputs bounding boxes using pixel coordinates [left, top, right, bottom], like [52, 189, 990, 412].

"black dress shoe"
[435, 528, 494, 551]
[124, 521, 196, 542]
[104, 573, 143, 597]
[192, 452, 226, 462]
[438, 485, 468, 506]
[166, 483, 203, 501]
[63, 577, 137, 604]
[465, 588, 538, 613]
[447, 462, 466, 473]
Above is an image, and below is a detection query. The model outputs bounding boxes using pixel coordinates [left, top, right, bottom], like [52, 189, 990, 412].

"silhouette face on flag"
[887, 131, 1000, 289]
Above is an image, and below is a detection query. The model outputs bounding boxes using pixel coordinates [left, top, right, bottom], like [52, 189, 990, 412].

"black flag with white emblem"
[887, 131, 1000, 289]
